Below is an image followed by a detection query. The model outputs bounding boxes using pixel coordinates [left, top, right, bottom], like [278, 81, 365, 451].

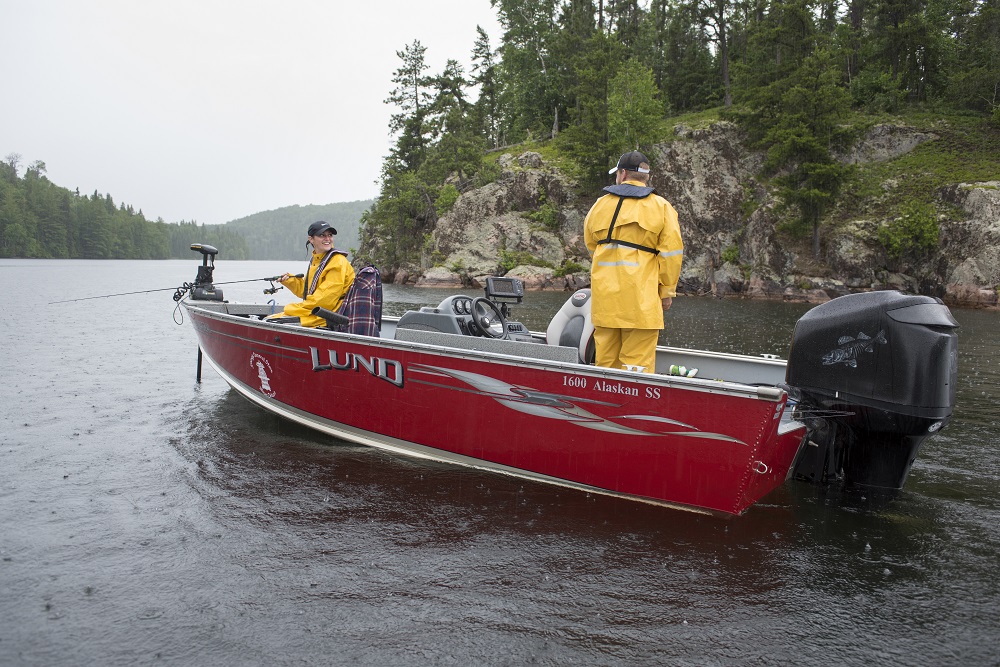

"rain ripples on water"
[1, 259, 998, 666]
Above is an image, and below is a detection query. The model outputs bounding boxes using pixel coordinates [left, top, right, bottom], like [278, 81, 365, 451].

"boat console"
[395, 277, 533, 342]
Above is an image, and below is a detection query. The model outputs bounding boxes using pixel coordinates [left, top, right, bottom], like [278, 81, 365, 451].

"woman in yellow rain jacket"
[584, 151, 683, 373]
[268, 220, 355, 328]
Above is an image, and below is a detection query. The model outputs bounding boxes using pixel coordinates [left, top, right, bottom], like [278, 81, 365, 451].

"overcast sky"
[1, 0, 502, 224]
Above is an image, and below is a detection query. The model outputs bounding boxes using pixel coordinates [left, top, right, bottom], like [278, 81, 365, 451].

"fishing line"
[48, 274, 304, 305]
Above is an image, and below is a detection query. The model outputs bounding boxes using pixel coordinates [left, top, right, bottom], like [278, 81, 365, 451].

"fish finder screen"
[486, 277, 524, 301]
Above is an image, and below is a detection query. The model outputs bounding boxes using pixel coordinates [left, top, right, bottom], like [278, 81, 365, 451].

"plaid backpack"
[334, 264, 383, 337]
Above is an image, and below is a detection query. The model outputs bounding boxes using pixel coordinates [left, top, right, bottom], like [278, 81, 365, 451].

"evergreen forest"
[0, 156, 371, 261]
[224, 201, 372, 260]
[357, 0, 1000, 270]
[4, 1, 998, 265]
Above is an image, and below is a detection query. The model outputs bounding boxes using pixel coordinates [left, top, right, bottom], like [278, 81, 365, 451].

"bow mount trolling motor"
[187, 244, 224, 301]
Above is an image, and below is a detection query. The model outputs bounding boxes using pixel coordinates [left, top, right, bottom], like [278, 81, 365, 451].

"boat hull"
[186, 303, 805, 516]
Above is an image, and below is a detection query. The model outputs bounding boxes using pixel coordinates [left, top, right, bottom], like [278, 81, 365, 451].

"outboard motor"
[188, 243, 224, 301]
[786, 290, 958, 491]
[546, 289, 596, 364]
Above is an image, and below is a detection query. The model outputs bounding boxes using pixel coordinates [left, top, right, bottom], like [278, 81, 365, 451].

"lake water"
[2, 259, 998, 666]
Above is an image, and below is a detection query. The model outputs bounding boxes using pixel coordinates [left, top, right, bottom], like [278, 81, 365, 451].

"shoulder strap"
[596, 196, 659, 255]
[304, 249, 338, 298]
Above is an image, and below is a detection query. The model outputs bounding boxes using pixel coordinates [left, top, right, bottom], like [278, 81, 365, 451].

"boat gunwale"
[183, 299, 789, 403]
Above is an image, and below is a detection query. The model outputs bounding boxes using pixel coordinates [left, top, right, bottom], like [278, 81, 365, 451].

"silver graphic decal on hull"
[409, 365, 748, 444]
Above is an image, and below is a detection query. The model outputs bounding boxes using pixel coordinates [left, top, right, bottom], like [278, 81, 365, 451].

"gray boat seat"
[545, 289, 595, 364]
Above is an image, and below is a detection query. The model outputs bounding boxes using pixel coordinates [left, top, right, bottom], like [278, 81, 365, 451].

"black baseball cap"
[608, 150, 651, 174]
[307, 220, 337, 236]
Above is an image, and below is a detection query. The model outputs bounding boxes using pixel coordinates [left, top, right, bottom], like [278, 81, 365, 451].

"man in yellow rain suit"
[584, 151, 683, 373]
[268, 220, 355, 327]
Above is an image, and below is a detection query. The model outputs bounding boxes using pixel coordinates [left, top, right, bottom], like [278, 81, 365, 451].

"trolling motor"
[188, 244, 224, 301]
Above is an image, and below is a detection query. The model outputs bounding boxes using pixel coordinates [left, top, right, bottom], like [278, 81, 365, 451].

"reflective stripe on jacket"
[584, 180, 683, 330]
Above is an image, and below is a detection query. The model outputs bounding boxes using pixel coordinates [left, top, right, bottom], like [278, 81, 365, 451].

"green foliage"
[739, 185, 759, 219]
[607, 59, 662, 159]
[359, 170, 438, 269]
[839, 115, 1000, 222]
[553, 260, 585, 277]
[498, 249, 553, 273]
[384, 40, 432, 172]
[471, 26, 502, 149]
[721, 244, 740, 265]
[168, 221, 249, 260]
[735, 46, 852, 257]
[946, 1, 1000, 113]
[850, 70, 906, 113]
[525, 190, 559, 231]
[472, 159, 502, 187]
[357, 0, 1000, 275]
[650, 3, 720, 112]
[878, 201, 940, 261]
[434, 184, 461, 217]
[0, 161, 175, 259]
[0, 155, 371, 260]
[492, 0, 564, 143]
[552, 28, 616, 184]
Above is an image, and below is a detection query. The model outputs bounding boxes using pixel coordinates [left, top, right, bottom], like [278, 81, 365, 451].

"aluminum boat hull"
[184, 301, 806, 516]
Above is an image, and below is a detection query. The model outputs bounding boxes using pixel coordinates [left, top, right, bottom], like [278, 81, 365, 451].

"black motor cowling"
[786, 290, 958, 490]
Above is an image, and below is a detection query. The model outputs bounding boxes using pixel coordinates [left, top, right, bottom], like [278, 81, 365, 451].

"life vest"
[595, 183, 660, 256]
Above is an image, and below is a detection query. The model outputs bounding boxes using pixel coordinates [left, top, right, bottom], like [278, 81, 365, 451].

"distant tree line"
[358, 0, 1000, 269]
[0, 154, 372, 260]
[0, 155, 249, 259]
[223, 201, 372, 260]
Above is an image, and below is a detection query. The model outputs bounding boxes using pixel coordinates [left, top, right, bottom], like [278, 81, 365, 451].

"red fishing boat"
[179, 245, 959, 516]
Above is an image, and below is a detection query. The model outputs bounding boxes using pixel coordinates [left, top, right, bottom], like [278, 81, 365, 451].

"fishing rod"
[47, 274, 304, 305]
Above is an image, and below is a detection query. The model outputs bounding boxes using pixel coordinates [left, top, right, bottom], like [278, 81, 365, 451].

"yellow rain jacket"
[277, 251, 355, 328]
[584, 181, 683, 330]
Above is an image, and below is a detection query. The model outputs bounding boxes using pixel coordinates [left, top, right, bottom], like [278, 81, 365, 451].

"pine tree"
[493, 0, 562, 141]
[385, 40, 433, 172]
[471, 26, 503, 148]
[763, 48, 853, 258]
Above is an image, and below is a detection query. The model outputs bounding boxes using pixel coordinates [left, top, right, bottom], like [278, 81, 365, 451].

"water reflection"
[160, 384, 996, 665]
[172, 385, 956, 600]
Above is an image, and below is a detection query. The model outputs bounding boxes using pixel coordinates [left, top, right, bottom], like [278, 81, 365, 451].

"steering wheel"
[470, 297, 507, 339]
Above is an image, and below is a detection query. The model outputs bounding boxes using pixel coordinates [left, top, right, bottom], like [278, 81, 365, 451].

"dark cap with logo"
[608, 150, 651, 174]
[307, 220, 337, 236]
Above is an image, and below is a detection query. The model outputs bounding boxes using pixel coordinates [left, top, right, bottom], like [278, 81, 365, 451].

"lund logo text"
[309, 347, 404, 387]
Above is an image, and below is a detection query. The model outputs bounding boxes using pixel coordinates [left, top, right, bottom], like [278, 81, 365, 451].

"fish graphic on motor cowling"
[822, 330, 887, 367]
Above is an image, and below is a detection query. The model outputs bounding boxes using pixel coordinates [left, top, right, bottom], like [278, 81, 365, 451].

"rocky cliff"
[399, 122, 999, 308]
